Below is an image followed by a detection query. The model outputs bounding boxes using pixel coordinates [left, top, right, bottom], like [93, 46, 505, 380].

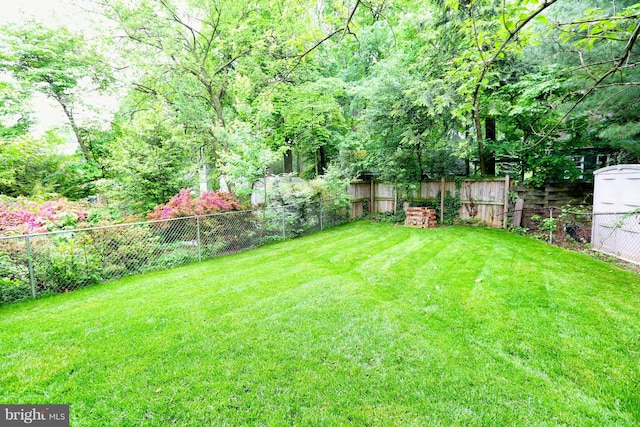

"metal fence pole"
[260, 207, 265, 246]
[320, 200, 324, 231]
[25, 236, 36, 299]
[282, 206, 286, 240]
[196, 216, 202, 262]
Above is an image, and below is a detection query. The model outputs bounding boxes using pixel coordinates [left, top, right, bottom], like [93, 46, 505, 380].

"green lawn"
[1, 221, 639, 426]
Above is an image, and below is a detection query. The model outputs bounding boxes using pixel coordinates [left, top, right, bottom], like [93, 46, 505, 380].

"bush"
[147, 190, 244, 245]
[147, 189, 241, 220]
[200, 211, 259, 256]
[0, 196, 89, 235]
[32, 235, 102, 293]
[87, 224, 160, 279]
[0, 253, 31, 304]
[259, 166, 352, 238]
[149, 243, 200, 270]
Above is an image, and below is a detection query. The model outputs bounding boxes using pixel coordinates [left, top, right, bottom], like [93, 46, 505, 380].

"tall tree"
[0, 79, 33, 139]
[102, 100, 194, 212]
[101, 0, 330, 187]
[0, 21, 113, 163]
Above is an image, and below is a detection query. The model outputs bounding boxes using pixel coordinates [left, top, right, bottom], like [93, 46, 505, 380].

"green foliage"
[262, 181, 320, 238]
[256, 168, 351, 239]
[0, 134, 75, 198]
[103, 105, 194, 212]
[217, 121, 283, 200]
[3, 0, 640, 203]
[149, 244, 200, 270]
[0, 21, 114, 163]
[0, 252, 31, 304]
[0, 80, 32, 139]
[259, 78, 349, 178]
[530, 214, 558, 242]
[367, 211, 406, 224]
[0, 22, 111, 97]
[508, 225, 530, 236]
[347, 9, 468, 186]
[33, 235, 102, 294]
[88, 224, 161, 279]
[310, 164, 353, 223]
[441, 190, 462, 225]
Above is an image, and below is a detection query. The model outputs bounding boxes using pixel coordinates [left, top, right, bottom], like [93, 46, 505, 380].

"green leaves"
[0, 22, 112, 98]
[560, 4, 640, 50]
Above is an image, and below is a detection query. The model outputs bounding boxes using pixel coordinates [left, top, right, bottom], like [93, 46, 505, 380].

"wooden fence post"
[440, 177, 445, 224]
[393, 186, 397, 214]
[371, 179, 376, 214]
[503, 174, 510, 229]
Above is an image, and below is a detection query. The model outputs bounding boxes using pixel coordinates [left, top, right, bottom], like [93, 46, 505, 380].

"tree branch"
[280, 28, 343, 82]
[340, 0, 362, 42]
[213, 49, 252, 76]
[535, 20, 640, 145]
[555, 13, 640, 27]
[472, 0, 559, 116]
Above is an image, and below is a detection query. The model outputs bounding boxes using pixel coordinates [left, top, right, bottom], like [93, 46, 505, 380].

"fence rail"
[0, 200, 350, 305]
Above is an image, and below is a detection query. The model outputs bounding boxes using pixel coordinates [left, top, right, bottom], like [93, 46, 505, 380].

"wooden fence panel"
[350, 177, 511, 228]
[513, 183, 591, 227]
[375, 183, 395, 213]
[458, 179, 509, 227]
[421, 182, 440, 199]
[349, 181, 371, 217]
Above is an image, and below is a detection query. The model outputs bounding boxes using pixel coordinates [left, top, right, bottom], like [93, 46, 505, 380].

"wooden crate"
[405, 207, 437, 228]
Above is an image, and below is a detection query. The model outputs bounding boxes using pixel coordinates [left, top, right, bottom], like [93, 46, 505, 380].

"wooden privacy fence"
[349, 177, 512, 228]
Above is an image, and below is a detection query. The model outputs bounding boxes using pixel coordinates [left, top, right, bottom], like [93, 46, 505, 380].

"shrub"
[87, 224, 160, 279]
[32, 235, 102, 294]
[149, 243, 200, 270]
[147, 190, 247, 251]
[0, 196, 89, 235]
[147, 189, 241, 220]
[259, 167, 351, 238]
[0, 253, 31, 304]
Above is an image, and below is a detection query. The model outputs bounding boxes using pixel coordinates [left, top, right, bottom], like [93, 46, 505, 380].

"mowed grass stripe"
[1, 221, 639, 426]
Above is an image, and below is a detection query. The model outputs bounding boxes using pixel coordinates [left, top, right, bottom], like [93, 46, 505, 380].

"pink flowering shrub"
[147, 189, 241, 220]
[0, 197, 88, 235]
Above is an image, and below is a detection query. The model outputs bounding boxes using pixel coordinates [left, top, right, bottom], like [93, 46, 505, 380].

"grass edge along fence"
[0, 199, 350, 305]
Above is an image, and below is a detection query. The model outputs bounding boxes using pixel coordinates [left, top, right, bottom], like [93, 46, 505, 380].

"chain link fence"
[513, 207, 640, 267]
[0, 199, 350, 305]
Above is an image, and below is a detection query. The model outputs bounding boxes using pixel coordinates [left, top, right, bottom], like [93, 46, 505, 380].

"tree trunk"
[284, 147, 293, 173]
[416, 140, 423, 178]
[57, 99, 91, 163]
[318, 145, 327, 175]
[484, 117, 496, 175]
[473, 102, 486, 175]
